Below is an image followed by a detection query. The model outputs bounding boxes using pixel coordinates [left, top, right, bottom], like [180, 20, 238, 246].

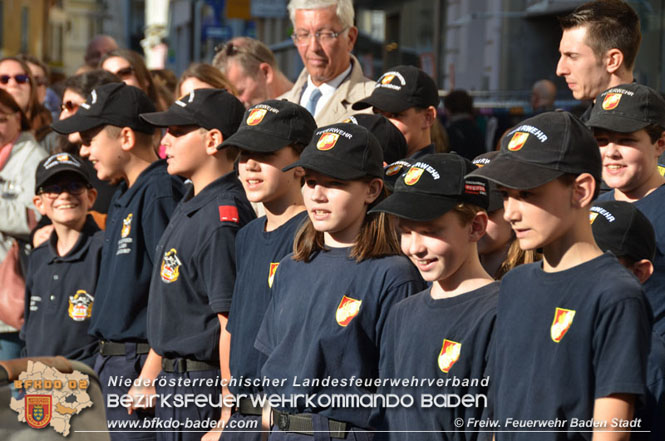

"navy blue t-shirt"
[226, 211, 307, 395]
[598, 185, 665, 337]
[632, 331, 665, 441]
[21, 216, 102, 365]
[147, 172, 255, 362]
[255, 247, 426, 429]
[493, 253, 650, 441]
[88, 160, 185, 342]
[378, 282, 499, 441]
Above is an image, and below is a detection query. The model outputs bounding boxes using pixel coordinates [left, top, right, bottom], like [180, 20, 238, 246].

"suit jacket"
[280, 55, 375, 126]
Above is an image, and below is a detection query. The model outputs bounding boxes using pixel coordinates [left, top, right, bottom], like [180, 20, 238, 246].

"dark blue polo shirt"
[255, 247, 426, 429]
[88, 160, 185, 342]
[21, 216, 102, 365]
[409, 143, 436, 161]
[378, 282, 499, 441]
[492, 253, 650, 441]
[226, 211, 307, 395]
[598, 185, 665, 337]
[147, 172, 255, 362]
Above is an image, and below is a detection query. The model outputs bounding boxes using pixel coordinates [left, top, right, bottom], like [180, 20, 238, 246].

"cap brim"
[466, 154, 564, 190]
[218, 128, 291, 152]
[140, 110, 197, 128]
[370, 191, 459, 221]
[586, 113, 650, 133]
[283, 154, 374, 180]
[36, 167, 90, 192]
[51, 114, 105, 135]
[352, 93, 410, 114]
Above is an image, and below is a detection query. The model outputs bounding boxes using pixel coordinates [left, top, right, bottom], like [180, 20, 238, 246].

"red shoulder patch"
[219, 206, 239, 223]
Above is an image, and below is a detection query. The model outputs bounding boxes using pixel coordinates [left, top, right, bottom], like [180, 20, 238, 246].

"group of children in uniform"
[16, 62, 665, 441]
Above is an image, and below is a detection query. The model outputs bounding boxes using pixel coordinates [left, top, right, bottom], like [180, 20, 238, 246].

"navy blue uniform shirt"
[21, 216, 102, 365]
[88, 160, 185, 342]
[378, 282, 499, 441]
[598, 185, 665, 337]
[255, 247, 426, 429]
[492, 253, 650, 441]
[226, 211, 307, 395]
[147, 172, 255, 362]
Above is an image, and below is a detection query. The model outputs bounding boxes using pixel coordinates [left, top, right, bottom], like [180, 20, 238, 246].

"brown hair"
[495, 240, 542, 279]
[292, 183, 400, 263]
[0, 57, 40, 119]
[100, 50, 162, 110]
[213, 37, 278, 76]
[559, 0, 641, 70]
[176, 63, 237, 97]
[0, 89, 30, 131]
[644, 123, 665, 144]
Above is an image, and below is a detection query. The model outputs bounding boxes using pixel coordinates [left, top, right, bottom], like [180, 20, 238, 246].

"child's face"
[303, 170, 381, 246]
[477, 208, 513, 255]
[161, 125, 206, 178]
[500, 179, 575, 251]
[594, 128, 664, 195]
[34, 176, 96, 228]
[398, 211, 474, 283]
[79, 126, 126, 182]
[375, 107, 428, 149]
[237, 147, 301, 203]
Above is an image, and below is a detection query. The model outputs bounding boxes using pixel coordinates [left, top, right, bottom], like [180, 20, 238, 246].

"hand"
[32, 225, 54, 248]
[126, 381, 157, 415]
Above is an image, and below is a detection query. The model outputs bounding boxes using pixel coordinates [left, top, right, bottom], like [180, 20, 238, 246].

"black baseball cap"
[283, 123, 384, 180]
[467, 111, 601, 190]
[343, 113, 407, 164]
[140, 88, 245, 139]
[35, 153, 90, 192]
[219, 100, 316, 152]
[370, 153, 489, 221]
[472, 151, 504, 212]
[590, 200, 655, 262]
[51, 83, 155, 135]
[587, 83, 665, 133]
[383, 158, 413, 192]
[352, 65, 439, 114]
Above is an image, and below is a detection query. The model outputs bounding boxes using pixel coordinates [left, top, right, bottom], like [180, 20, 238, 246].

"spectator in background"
[280, 0, 374, 125]
[84, 35, 119, 69]
[443, 89, 486, 160]
[175, 63, 237, 97]
[213, 37, 293, 108]
[150, 68, 177, 107]
[530, 79, 557, 114]
[100, 49, 164, 110]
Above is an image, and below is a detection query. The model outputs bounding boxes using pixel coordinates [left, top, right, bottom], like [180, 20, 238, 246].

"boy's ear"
[655, 130, 665, 157]
[292, 166, 305, 179]
[33, 195, 47, 216]
[365, 178, 384, 204]
[469, 210, 489, 242]
[604, 48, 624, 75]
[86, 187, 98, 209]
[631, 259, 654, 284]
[571, 173, 596, 208]
[119, 127, 137, 152]
[206, 129, 223, 156]
[423, 106, 436, 130]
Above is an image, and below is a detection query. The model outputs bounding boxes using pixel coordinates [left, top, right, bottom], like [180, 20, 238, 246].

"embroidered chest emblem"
[551, 307, 576, 343]
[68, 290, 94, 321]
[336, 295, 362, 327]
[438, 339, 462, 373]
[121, 213, 133, 238]
[160, 248, 182, 283]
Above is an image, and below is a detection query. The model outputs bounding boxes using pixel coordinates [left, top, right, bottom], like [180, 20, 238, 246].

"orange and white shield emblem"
[381, 74, 396, 85]
[507, 132, 529, 151]
[602, 93, 622, 110]
[438, 339, 462, 373]
[247, 108, 267, 126]
[551, 307, 576, 343]
[268, 262, 279, 288]
[336, 295, 362, 327]
[317, 133, 340, 151]
[589, 212, 599, 224]
[403, 167, 424, 186]
[385, 163, 403, 176]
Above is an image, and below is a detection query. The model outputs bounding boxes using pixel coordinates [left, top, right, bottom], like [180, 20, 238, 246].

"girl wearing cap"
[254, 123, 425, 439]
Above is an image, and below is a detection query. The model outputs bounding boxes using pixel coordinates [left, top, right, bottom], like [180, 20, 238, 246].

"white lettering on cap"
[314, 127, 353, 139]
[508, 124, 548, 143]
[590, 206, 616, 223]
[80, 89, 97, 110]
[411, 161, 440, 180]
[252, 104, 280, 114]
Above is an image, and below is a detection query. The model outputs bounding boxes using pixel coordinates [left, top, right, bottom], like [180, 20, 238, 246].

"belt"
[237, 397, 262, 416]
[99, 341, 150, 356]
[161, 358, 218, 373]
[272, 410, 347, 439]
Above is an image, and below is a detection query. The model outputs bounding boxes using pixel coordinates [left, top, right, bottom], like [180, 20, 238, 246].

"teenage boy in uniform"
[370, 153, 497, 440]
[217, 99, 316, 439]
[586, 83, 665, 338]
[590, 200, 664, 441]
[135, 88, 255, 441]
[352, 65, 439, 160]
[51, 82, 185, 439]
[468, 111, 651, 440]
[21, 152, 101, 367]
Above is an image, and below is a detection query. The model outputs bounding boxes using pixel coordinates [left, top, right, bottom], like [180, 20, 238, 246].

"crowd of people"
[0, 0, 664, 440]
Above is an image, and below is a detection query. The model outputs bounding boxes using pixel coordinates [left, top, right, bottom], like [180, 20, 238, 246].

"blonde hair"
[494, 240, 542, 279]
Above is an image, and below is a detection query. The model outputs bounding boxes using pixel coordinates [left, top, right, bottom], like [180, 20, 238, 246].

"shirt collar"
[306, 62, 352, 96]
[47, 215, 101, 263]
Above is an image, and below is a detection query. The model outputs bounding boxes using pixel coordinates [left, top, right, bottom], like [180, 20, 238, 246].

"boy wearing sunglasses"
[21, 152, 102, 366]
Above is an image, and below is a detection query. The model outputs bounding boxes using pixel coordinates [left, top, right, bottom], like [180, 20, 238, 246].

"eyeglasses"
[214, 42, 266, 64]
[0, 74, 30, 85]
[38, 181, 90, 198]
[60, 100, 80, 113]
[290, 28, 349, 46]
[112, 66, 134, 79]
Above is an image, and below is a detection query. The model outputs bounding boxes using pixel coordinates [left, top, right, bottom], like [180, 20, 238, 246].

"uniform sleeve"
[198, 224, 238, 314]
[141, 190, 181, 265]
[593, 296, 651, 399]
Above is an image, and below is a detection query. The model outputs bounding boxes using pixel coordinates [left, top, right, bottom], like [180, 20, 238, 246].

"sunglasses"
[113, 66, 134, 79]
[214, 42, 265, 63]
[38, 181, 90, 198]
[0, 74, 30, 85]
[60, 100, 80, 113]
